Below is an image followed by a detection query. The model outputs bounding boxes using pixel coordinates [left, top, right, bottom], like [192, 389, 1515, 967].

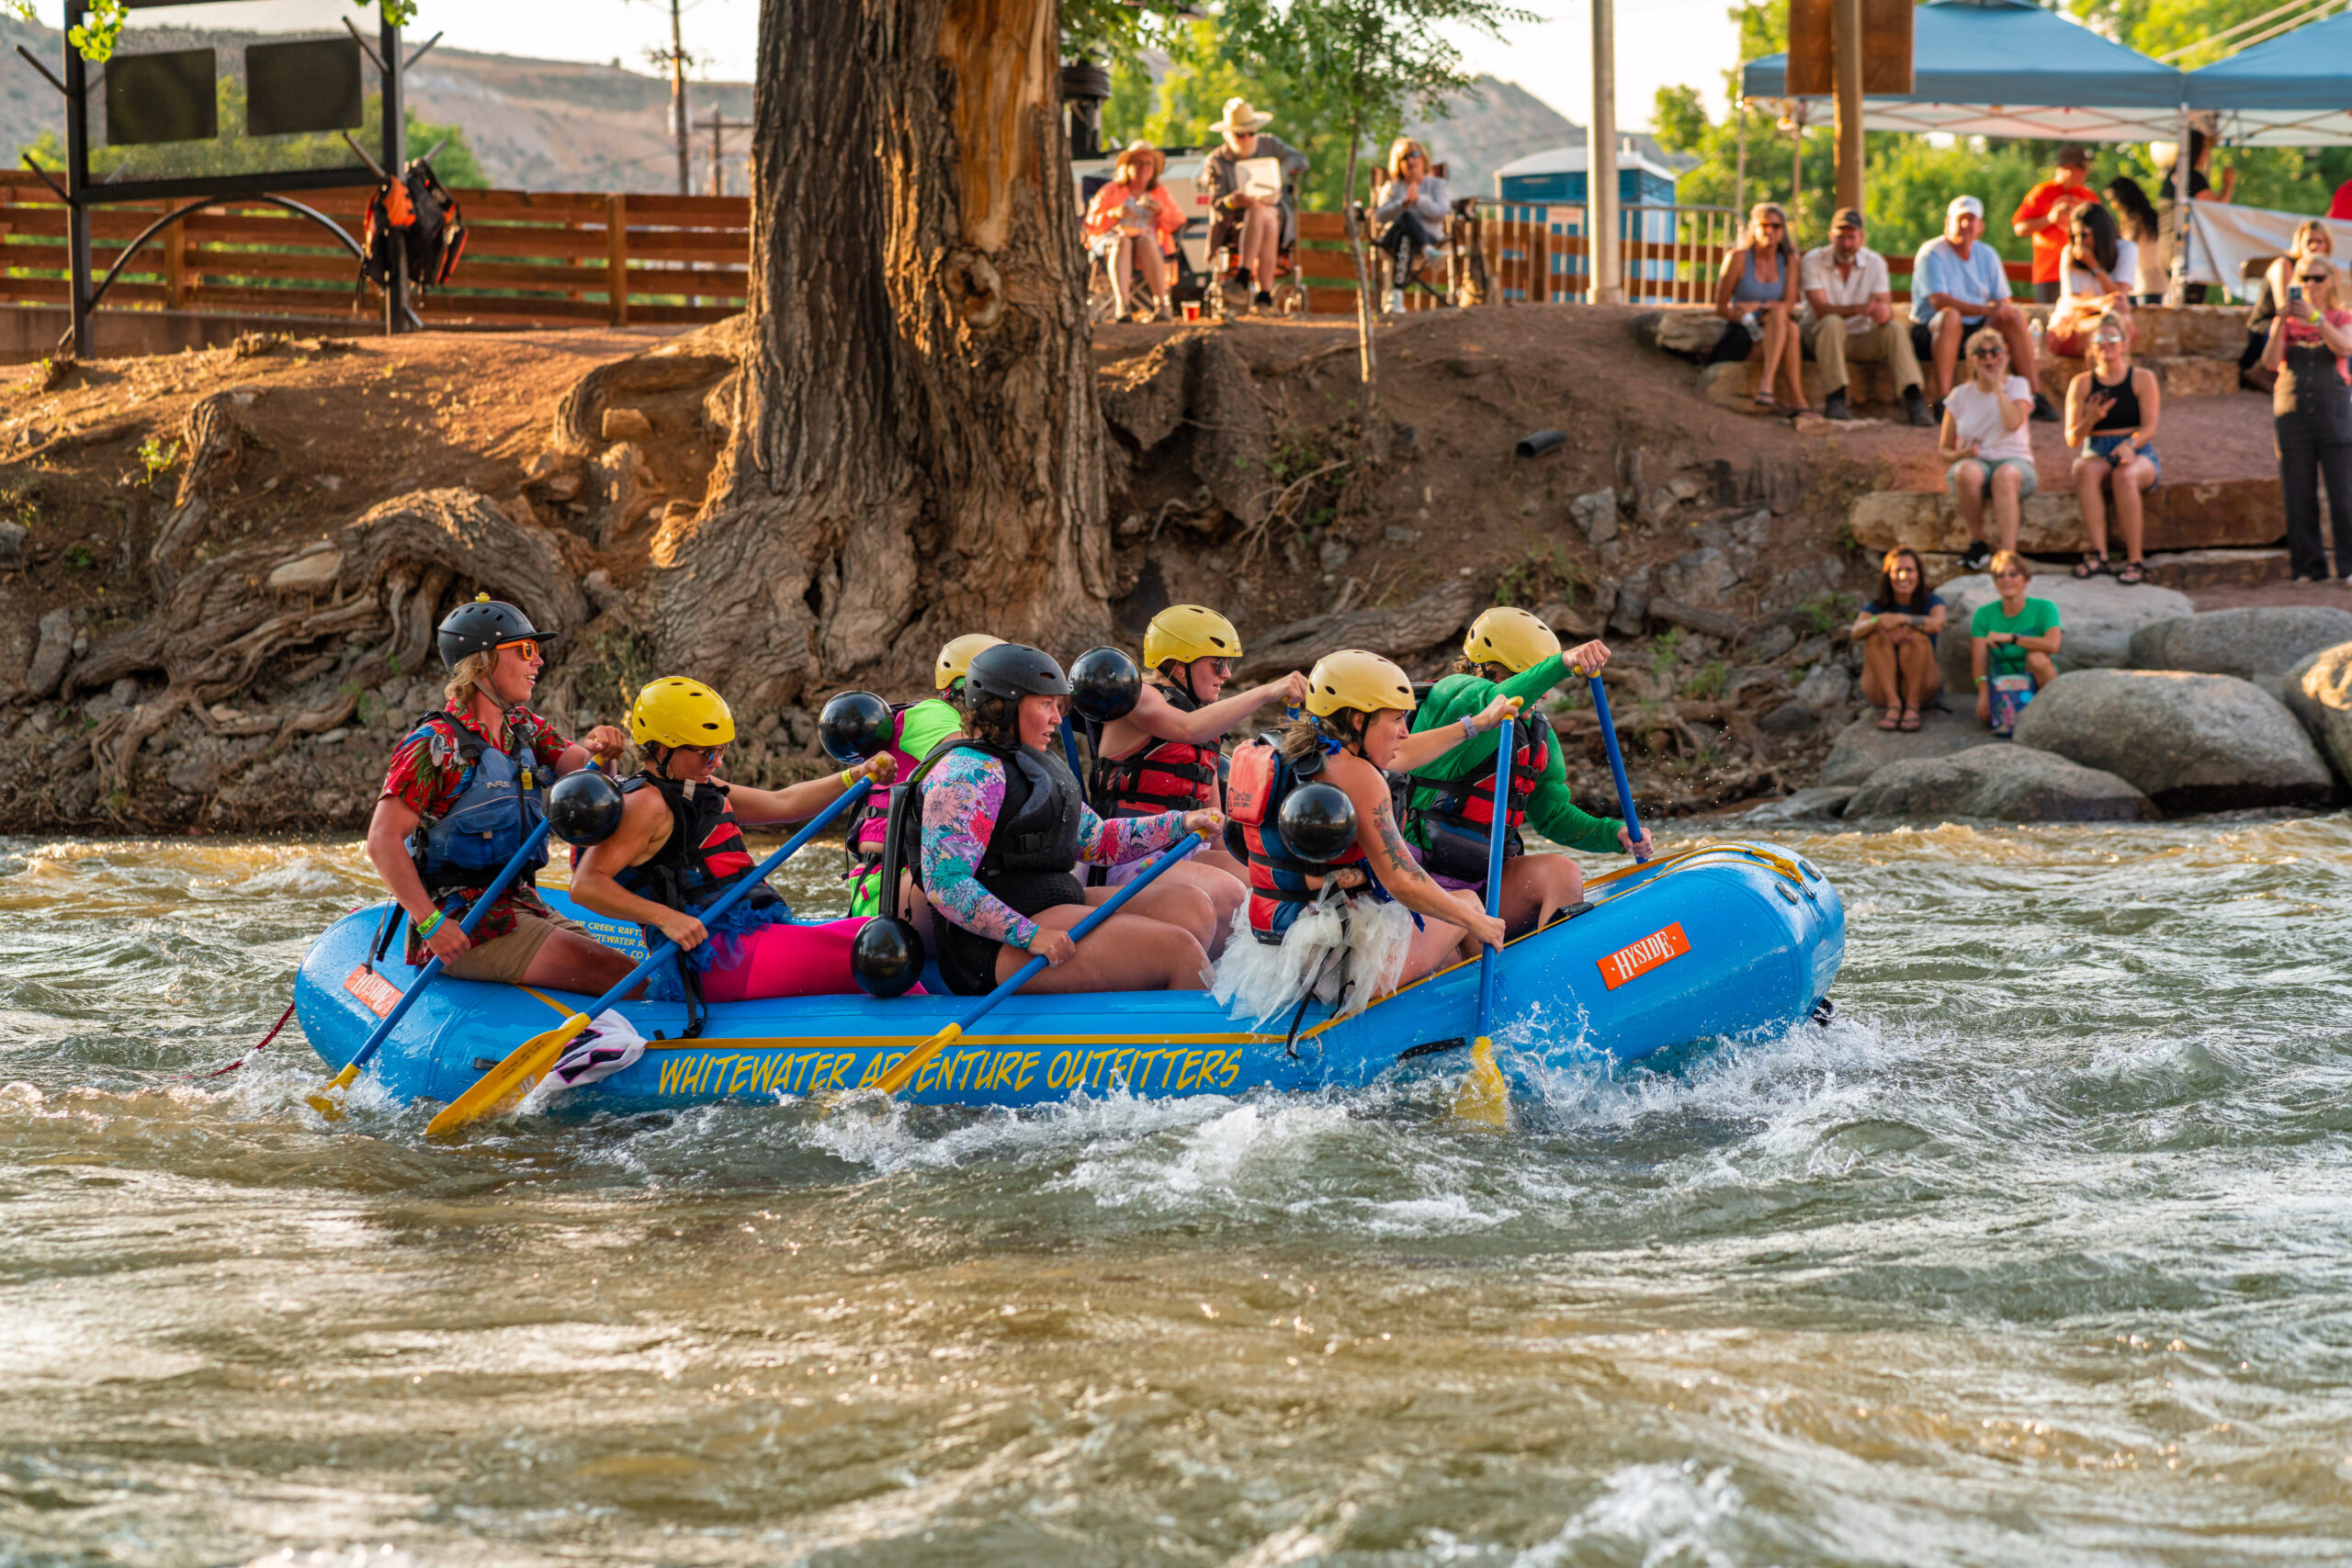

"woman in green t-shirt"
[1969, 550, 2064, 729]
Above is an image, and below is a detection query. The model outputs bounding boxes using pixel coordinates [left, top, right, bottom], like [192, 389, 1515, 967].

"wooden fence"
[0, 170, 749, 328]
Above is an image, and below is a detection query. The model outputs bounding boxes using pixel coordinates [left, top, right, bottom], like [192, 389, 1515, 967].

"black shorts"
[933, 870, 1085, 996]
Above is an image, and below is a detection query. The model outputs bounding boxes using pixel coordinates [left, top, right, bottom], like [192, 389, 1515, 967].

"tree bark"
[651, 0, 1112, 711]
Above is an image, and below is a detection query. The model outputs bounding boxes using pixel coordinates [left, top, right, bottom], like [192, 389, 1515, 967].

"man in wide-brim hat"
[1201, 96, 1309, 313]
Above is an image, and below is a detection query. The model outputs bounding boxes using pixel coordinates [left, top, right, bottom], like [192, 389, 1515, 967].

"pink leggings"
[695, 917, 897, 1002]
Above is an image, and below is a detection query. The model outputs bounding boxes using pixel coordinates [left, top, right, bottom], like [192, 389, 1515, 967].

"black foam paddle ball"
[547, 768, 625, 847]
[820, 690, 894, 763]
[1279, 781, 1358, 863]
[851, 916, 926, 999]
[1069, 646, 1143, 724]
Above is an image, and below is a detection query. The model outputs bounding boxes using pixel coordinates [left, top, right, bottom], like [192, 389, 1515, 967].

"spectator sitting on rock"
[2046, 205, 2135, 357]
[1971, 551, 2063, 734]
[1708, 202, 1809, 415]
[1802, 206, 1933, 426]
[1851, 547, 1946, 732]
[1939, 326, 2038, 572]
[1911, 196, 2056, 422]
[2064, 309, 2161, 585]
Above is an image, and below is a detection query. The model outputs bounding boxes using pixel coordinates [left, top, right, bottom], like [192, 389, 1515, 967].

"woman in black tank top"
[2064, 309, 2162, 584]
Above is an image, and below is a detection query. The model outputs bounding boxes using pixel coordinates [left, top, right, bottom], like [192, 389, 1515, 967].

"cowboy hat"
[1212, 97, 1273, 134]
[1114, 138, 1164, 177]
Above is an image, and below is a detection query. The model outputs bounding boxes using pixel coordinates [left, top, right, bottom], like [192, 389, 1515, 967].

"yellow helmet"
[1463, 606, 1561, 673]
[1305, 649, 1418, 717]
[935, 633, 1004, 693]
[1142, 604, 1242, 671]
[630, 676, 736, 749]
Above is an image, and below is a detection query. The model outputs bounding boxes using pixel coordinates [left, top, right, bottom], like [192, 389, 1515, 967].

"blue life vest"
[403, 710, 549, 897]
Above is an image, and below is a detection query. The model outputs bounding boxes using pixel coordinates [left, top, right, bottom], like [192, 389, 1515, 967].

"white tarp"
[2184, 201, 2352, 299]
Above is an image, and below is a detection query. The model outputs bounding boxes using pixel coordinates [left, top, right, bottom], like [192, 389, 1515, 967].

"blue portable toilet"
[1492, 143, 1681, 299]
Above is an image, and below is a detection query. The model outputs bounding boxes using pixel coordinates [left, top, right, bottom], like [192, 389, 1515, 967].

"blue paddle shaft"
[1476, 717, 1511, 1032]
[1588, 676, 1648, 862]
[1058, 716, 1086, 781]
[346, 815, 556, 1073]
[958, 831, 1204, 1032]
[566, 777, 876, 1027]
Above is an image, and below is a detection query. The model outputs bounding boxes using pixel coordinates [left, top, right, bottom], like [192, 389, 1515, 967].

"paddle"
[305, 818, 556, 1120]
[869, 830, 1204, 1099]
[1058, 715, 1087, 781]
[1587, 673, 1651, 863]
[425, 777, 876, 1136]
[1452, 714, 1515, 1129]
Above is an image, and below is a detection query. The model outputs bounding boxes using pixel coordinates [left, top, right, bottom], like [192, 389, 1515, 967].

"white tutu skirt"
[1210, 895, 1417, 1030]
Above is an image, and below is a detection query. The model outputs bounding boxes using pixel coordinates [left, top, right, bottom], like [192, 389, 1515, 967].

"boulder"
[1793, 661, 1852, 714]
[1850, 478, 2287, 557]
[1934, 572, 2195, 698]
[1571, 490, 1620, 546]
[1659, 546, 1739, 606]
[2125, 605, 2352, 681]
[23, 608, 71, 699]
[1844, 743, 2156, 822]
[1634, 310, 1729, 357]
[1742, 785, 1853, 822]
[2283, 641, 2352, 781]
[2007, 669, 2333, 813]
[1817, 705, 1986, 786]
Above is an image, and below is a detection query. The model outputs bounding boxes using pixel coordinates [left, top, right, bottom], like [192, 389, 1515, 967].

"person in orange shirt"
[2012, 144, 2103, 304]
[1084, 140, 1184, 321]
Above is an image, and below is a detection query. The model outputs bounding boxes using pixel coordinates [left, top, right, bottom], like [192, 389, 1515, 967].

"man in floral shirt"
[365, 597, 630, 991]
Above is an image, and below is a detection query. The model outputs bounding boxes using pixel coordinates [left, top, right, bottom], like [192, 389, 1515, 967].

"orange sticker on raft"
[1597, 922, 1690, 990]
[343, 965, 402, 1018]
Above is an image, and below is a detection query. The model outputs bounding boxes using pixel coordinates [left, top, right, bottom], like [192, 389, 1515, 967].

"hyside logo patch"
[343, 965, 402, 1018]
[1597, 922, 1690, 990]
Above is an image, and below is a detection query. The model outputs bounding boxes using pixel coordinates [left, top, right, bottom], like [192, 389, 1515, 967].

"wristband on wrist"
[840, 765, 859, 789]
[416, 908, 446, 940]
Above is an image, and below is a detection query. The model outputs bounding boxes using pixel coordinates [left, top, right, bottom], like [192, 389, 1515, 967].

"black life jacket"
[881, 736, 1084, 901]
[402, 709, 548, 897]
[1089, 682, 1226, 817]
[361, 159, 467, 296]
[1229, 732, 1372, 944]
[611, 771, 782, 919]
[1397, 710, 1552, 884]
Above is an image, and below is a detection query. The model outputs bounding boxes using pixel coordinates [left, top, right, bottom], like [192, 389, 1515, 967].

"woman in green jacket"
[1400, 607, 1653, 935]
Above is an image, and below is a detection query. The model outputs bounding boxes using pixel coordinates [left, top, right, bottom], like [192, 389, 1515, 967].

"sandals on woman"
[1753, 390, 1779, 409]
[2116, 559, 2147, 585]
[1878, 706, 1903, 731]
[2073, 555, 2108, 580]
[1899, 708, 1923, 732]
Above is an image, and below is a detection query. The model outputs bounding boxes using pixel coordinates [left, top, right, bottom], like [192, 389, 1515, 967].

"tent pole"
[1589, 0, 1622, 304]
[1834, 0, 1864, 213]
[2168, 100, 2189, 305]
[1734, 96, 1747, 219]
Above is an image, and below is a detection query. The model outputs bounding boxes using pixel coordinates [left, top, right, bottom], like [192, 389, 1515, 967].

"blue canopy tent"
[2185, 11, 2352, 148]
[1740, 0, 2188, 144]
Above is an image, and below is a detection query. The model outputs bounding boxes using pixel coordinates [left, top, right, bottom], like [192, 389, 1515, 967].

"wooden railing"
[0, 171, 749, 328]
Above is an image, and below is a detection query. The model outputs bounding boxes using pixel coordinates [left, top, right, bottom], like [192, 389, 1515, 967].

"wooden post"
[1588, 0, 1622, 305]
[607, 193, 630, 326]
[164, 214, 187, 310]
[1834, 0, 1864, 215]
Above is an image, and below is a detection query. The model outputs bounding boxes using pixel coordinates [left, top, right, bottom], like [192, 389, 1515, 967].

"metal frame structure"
[30, 1, 405, 355]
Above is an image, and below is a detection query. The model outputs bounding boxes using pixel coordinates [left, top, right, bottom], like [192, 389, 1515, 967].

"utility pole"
[1588, 0, 1621, 304]
[1833, 0, 1864, 214]
[668, 0, 690, 197]
[703, 109, 746, 197]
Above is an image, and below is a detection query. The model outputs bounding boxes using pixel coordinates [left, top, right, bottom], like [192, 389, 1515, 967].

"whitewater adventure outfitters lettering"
[1598, 922, 1690, 990]
[342, 965, 402, 1018]
[651, 1043, 1246, 1100]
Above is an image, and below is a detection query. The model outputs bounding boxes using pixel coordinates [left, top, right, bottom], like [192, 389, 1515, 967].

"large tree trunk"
[650, 0, 1112, 711]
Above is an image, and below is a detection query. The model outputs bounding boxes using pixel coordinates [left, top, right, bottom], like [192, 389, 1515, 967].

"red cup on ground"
[1182, 300, 1202, 322]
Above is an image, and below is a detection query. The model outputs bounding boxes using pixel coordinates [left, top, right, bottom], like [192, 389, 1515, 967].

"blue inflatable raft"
[293, 840, 1843, 1111]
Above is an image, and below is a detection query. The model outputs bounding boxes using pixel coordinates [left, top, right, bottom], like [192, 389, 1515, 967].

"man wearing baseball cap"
[2012, 143, 2104, 304]
[1802, 207, 1932, 425]
[1911, 195, 2056, 423]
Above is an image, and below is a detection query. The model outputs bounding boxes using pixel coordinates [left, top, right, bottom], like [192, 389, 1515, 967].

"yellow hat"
[629, 676, 735, 749]
[1142, 604, 1242, 671]
[1305, 649, 1417, 717]
[935, 634, 1005, 693]
[1463, 606, 1561, 673]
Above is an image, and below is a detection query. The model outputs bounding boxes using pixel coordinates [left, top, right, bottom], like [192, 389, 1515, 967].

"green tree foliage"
[1654, 0, 2352, 275]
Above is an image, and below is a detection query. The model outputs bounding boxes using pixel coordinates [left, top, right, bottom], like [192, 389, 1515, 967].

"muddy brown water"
[3, 820, 2350, 1566]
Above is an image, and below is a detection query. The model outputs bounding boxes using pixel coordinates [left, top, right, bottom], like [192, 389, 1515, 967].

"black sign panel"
[103, 50, 220, 147]
[245, 38, 363, 137]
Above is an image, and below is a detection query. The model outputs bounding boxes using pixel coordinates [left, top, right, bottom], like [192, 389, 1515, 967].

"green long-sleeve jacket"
[1404, 654, 1624, 856]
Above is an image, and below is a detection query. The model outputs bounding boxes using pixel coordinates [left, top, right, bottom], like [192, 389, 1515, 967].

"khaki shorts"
[443, 911, 592, 985]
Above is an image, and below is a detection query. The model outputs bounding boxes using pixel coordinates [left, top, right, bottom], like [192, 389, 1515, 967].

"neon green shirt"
[1405, 655, 1623, 857]
[847, 697, 966, 916]
[1971, 596, 2061, 677]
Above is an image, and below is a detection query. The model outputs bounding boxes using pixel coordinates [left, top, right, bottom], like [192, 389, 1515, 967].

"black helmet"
[963, 643, 1071, 704]
[1068, 646, 1142, 724]
[436, 595, 557, 670]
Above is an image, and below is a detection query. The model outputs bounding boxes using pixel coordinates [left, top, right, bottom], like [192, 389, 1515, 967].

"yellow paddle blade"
[1452, 1035, 1511, 1130]
[425, 1012, 590, 1137]
[304, 1063, 360, 1121]
[870, 1022, 959, 1100]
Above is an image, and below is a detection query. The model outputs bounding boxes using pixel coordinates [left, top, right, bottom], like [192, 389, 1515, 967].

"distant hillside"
[1407, 77, 1699, 198]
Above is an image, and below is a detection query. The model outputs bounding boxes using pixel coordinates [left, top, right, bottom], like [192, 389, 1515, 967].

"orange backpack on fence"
[361, 159, 467, 296]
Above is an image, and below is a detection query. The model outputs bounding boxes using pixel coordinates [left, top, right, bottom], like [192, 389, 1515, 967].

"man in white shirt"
[1802, 208, 1932, 426]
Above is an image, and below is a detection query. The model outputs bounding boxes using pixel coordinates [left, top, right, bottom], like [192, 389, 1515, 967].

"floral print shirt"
[379, 702, 572, 964]
[921, 747, 1186, 949]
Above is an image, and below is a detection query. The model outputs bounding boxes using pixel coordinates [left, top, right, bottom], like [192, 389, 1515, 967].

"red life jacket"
[1230, 735, 1371, 944]
[1090, 681, 1224, 817]
[1400, 711, 1549, 835]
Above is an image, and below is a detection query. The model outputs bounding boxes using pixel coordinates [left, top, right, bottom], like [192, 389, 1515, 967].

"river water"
[3, 818, 2350, 1567]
